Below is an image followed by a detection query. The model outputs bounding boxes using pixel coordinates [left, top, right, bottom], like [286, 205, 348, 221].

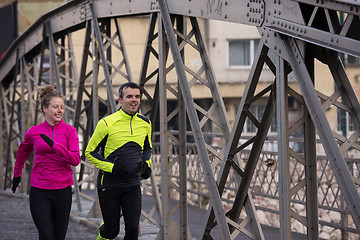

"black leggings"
[29, 186, 72, 240]
[98, 185, 141, 240]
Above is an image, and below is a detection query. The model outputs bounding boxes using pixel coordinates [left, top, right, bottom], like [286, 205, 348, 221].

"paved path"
[0, 191, 98, 240]
[0, 190, 158, 240]
[0, 190, 310, 240]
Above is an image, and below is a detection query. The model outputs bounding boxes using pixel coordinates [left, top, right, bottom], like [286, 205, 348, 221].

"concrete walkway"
[1, 189, 311, 239]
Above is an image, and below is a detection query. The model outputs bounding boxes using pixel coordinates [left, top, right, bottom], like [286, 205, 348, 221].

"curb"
[70, 212, 99, 231]
[0, 190, 29, 199]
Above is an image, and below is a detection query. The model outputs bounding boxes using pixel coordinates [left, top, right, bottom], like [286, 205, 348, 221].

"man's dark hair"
[118, 82, 141, 99]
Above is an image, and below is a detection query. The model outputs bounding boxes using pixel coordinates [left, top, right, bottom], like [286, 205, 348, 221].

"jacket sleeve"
[52, 127, 81, 166]
[142, 120, 152, 166]
[85, 119, 114, 173]
[14, 129, 34, 177]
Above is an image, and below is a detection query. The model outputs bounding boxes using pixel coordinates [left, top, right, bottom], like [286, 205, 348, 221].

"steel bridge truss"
[1, 0, 360, 239]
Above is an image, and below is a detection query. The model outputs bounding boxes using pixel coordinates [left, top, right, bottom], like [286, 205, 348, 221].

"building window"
[337, 108, 355, 137]
[346, 55, 360, 66]
[228, 39, 260, 67]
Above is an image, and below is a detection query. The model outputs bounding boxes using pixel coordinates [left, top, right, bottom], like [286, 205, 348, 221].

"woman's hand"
[40, 134, 54, 148]
[12, 177, 21, 193]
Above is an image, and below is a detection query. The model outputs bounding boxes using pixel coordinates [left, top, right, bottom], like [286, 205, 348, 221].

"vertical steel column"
[88, 14, 101, 219]
[176, 15, 188, 240]
[18, 58, 30, 192]
[138, 13, 163, 233]
[157, 13, 192, 238]
[0, 84, 4, 189]
[4, 50, 20, 190]
[74, 21, 95, 199]
[304, 45, 319, 239]
[276, 56, 291, 240]
[59, 36, 66, 99]
[20, 58, 26, 139]
[158, 12, 169, 238]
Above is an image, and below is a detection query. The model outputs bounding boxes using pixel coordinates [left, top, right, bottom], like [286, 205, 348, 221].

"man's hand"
[141, 161, 151, 179]
[40, 134, 54, 148]
[12, 177, 21, 193]
[112, 162, 129, 177]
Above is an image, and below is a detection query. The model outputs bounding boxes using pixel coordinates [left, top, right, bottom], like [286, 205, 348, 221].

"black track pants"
[29, 186, 72, 240]
[98, 185, 141, 240]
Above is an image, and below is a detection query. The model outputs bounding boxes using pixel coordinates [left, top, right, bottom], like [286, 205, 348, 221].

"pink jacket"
[14, 119, 81, 190]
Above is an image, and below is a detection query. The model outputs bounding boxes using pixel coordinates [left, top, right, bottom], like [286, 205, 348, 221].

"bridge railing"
[147, 133, 360, 238]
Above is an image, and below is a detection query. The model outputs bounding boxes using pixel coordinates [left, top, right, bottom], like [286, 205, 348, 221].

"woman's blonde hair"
[37, 85, 63, 113]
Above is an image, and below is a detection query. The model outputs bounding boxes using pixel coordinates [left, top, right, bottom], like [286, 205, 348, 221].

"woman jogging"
[11, 85, 81, 240]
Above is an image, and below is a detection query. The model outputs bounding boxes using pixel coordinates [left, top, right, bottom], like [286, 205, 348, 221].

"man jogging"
[85, 82, 152, 240]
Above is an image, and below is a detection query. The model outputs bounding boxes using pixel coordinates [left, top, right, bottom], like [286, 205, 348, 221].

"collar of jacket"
[43, 119, 65, 128]
[118, 108, 137, 119]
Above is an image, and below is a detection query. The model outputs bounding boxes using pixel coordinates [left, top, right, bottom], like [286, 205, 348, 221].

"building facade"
[4, 0, 360, 148]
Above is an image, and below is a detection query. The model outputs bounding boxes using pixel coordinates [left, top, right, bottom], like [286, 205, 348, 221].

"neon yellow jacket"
[85, 108, 152, 189]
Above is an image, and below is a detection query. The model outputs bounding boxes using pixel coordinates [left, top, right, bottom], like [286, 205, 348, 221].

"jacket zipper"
[130, 115, 133, 135]
[39, 123, 54, 185]
[100, 113, 134, 187]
